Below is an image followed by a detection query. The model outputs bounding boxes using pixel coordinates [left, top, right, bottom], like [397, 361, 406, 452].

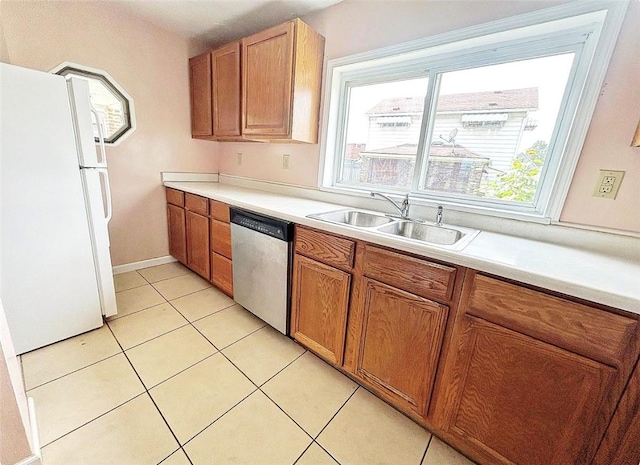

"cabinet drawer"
[212, 252, 233, 297]
[466, 273, 638, 367]
[185, 193, 209, 216]
[166, 188, 184, 207]
[363, 245, 456, 303]
[211, 219, 232, 259]
[210, 199, 230, 223]
[295, 226, 355, 271]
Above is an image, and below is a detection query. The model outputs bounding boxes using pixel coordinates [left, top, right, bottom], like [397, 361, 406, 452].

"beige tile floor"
[21, 262, 476, 465]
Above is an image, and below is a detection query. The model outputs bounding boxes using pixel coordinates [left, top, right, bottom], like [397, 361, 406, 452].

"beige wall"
[0, 1, 216, 266]
[218, 0, 640, 234]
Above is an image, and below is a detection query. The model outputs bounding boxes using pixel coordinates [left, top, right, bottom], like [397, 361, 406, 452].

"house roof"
[361, 143, 489, 159]
[366, 87, 539, 115]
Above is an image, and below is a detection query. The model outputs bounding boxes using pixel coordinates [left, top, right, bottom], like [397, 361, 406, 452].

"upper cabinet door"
[242, 21, 295, 137]
[189, 53, 213, 137]
[212, 42, 241, 137]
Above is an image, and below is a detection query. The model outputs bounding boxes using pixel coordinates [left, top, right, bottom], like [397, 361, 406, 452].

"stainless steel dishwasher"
[230, 207, 294, 335]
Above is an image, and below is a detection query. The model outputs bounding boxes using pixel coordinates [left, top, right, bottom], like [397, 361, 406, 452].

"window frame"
[318, 1, 628, 223]
[50, 62, 136, 146]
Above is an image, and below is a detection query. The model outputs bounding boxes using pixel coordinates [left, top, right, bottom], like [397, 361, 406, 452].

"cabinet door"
[291, 254, 351, 365]
[210, 219, 232, 259]
[242, 21, 294, 137]
[186, 211, 210, 279]
[189, 53, 213, 137]
[355, 278, 448, 417]
[212, 42, 241, 137]
[212, 252, 233, 297]
[167, 204, 186, 264]
[439, 316, 614, 465]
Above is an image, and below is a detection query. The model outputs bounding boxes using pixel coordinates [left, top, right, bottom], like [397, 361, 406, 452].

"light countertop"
[164, 181, 640, 315]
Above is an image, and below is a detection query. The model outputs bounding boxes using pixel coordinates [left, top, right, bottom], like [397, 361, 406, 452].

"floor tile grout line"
[313, 386, 360, 441]
[106, 323, 193, 465]
[25, 350, 123, 392]
[143, 351, 219, 391]
[164, 298, 237, 326]
[155, 446, 182, 465]
[313, 439, 343, 465]
[292, 441, 315, 465]
[38, 391, 148, 449]
[420, 434, 434, 465]
[115, 282, 149, 293]
[256, 348, 307, 388]
[107, 299, 171, 321]
[116, 321, 192, 352]
[179, 388, 259, 449]
[148, 278, 212, 302]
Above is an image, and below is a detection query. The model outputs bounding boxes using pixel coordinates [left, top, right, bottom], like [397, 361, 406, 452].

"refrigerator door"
[81, 168, 117, 317]
[67, 77, 107, 168]
[0, 63, 104, 354]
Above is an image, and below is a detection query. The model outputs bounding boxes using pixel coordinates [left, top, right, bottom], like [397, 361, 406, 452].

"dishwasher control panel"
[230, 207, 293, 242]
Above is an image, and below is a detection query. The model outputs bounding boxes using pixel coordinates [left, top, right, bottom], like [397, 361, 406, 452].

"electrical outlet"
[283, 154, 290, 170]
[593, 169, 625, 199]
[237, 152, 243, 166]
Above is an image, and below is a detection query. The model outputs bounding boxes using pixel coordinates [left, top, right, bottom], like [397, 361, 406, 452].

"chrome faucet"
[435, 206, 443, 226]
[370, 192, 410, 219]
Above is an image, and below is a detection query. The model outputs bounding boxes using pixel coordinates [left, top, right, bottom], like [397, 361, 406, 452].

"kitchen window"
[320, 3, 626, 220]
[51, 63, 136, 145]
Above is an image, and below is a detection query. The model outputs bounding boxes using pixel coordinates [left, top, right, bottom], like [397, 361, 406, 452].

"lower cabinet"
[211, 252, 233, 296]
[290, 225, 640, 465]
[166, 203, 187, 264]
[433, 271, 640, 465]
[209, 199, 233, 297]
[290, 253, 351, 365]
[185, 210, 210, 280]
[354, 278, 448, 417]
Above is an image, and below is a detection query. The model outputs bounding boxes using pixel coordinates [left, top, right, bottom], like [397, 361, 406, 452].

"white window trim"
[317, 0, 629, 223]
[49, 62, 137, 146]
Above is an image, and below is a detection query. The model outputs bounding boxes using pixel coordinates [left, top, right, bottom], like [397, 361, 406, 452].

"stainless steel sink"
[377, 221, 462, 245]
[308, 209, 394, 228]
[307, 209, 480, 250]
[377, 220, 480, 249]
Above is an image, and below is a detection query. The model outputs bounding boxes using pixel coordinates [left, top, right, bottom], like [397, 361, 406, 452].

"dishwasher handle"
[229, 207, 293, 242]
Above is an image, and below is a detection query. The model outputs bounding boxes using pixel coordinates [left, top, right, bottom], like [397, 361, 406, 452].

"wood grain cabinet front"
[189, 53, 213, 138]
[433, 271, 640, 465]
[291, 253, 351, 365]
[212, 42, 241, 138]
[208, 199, 233, 297]
[185, 210, 210, 280]
[241, 19, 324, 143]
[166, 203, 187, 265]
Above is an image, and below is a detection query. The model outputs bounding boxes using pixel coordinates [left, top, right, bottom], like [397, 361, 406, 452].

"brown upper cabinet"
[212, 42, 241, 138]
[242, 19, 324, 143]
[188, 18, 325, 143]
[189, 53, 213, 138]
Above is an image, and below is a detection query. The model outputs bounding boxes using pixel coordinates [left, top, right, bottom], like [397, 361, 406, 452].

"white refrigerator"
[0, 63, 118, 355]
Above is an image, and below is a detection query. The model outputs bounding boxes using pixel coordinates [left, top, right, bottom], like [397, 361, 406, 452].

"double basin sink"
[307, 209, 480, 250]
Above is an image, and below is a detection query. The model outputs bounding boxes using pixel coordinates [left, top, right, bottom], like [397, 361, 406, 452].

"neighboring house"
[353, 142, 490, 193]
[361, 87, 539, 185]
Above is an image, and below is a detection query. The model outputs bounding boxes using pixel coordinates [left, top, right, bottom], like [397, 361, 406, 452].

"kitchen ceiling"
[112, 0, 343, 46]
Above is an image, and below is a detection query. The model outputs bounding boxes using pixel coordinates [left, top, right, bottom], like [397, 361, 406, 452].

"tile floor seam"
[38, 391, 148, 449]
[179, 387, 259, 449]
[258, 387, 315, 441]
[24, 350, 123, 392]
[155, 446, 181, 465]
[254, 348, 308, 388]
[314, 440, 344, 465]
[106, 322, 188, 459]
[313, 386, 360, 441]
[199, 321, 268, 352]
[148, 280, 212, 302]
[141, 351, 219, 390]
[420, 433, 434, 465]
[292, 441, 314, 465]
[107, 299, 169, 321]
[113, 321, 192, 351]
[167, 299, 238, 324]
[114, 282, 148, 293]
[139, 270, 192, 286]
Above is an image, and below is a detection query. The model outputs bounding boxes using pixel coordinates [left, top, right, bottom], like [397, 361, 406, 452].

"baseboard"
[112, 256, 177, 274]
[15, 455, 42, 465]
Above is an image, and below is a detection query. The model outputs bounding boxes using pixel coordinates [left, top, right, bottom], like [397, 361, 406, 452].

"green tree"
[482, 140, 548, 202]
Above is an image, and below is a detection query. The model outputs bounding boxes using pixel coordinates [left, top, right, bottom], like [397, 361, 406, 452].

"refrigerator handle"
[91, 107, 108, 167]
[98, 169, 113, 224]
